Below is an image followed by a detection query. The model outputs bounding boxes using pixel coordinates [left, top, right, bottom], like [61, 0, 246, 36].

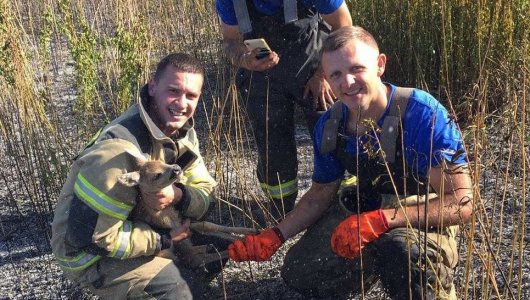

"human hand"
[240, 49, 279, 72]
[157, 218, 191, 259]
[141, 184, 183, 211]
[331, 209, 389, 259]
[228, 227, 285, 262]
[303, 71, 336, 110]
[170, 218, 191, 242]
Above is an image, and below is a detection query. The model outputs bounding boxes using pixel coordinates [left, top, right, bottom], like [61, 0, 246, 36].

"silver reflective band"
[111, 221, 132, 259]
[57, 252, 101, 271]
[74, 173, 133, 220]
[260, 179, 298, 199]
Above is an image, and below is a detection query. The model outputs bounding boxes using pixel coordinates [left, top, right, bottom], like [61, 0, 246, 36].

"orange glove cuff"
[371, 209, 389, 234]
[259, 227, 284, 249]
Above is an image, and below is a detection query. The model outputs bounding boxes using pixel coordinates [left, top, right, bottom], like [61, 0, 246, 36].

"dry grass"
[0, 0, 528, 298]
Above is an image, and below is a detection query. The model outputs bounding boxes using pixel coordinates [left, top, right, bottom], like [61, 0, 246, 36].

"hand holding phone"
[241, 38, 279, 71]
[244, 38, 272, 59]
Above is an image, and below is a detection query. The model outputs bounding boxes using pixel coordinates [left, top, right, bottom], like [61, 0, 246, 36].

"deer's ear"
[124, 149, 147, 169]
[117, 171, 141, 187]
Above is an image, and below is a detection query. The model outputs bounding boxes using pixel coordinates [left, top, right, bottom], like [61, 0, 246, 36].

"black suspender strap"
[379, 87, 413, 163]
[319, 87, 414, 161]
[234, 0, 298, 34]
[233, 0, 253, 34]
[283, 0, 298, 24]
[319, 100, 343, 154]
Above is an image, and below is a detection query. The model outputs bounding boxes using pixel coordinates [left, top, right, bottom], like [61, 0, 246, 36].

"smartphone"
[244, 38, 272, 59]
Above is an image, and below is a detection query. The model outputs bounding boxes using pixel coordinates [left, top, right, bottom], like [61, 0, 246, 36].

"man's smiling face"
[322, 40, 386, 113]
[147, 66, 203, 137]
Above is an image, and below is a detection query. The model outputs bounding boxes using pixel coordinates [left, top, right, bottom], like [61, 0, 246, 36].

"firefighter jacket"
[51, 85, 216, 272]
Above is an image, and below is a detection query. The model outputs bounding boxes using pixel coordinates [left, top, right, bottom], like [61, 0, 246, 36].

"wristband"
[173, 182, 191, 212]
[156, 233, 173, 251]
[160, 235, 172, 250]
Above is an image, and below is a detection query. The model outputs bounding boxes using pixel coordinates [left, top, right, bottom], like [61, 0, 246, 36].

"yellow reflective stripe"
[371, 174, 382, 187]
[86, 127, 103, 148]
[260, 179, 298, 199]
[110, 221, 133, 259]
[186, 174, 207, 185]
[56, 252, 101, 271]
[73, 127, 104, 160]
[338, 176, 358, 194]
[340, 176, 357, 188]
[184, 166, 211, 185]
[74, 173, 134, 221]
[190, 188, 210, 210]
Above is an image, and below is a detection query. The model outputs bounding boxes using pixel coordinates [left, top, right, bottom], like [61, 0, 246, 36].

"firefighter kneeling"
[228, 26, 473, 300]
[51, 53, 225, 299]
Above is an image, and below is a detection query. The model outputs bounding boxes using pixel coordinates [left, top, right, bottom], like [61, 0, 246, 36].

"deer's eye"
[154, 172, 162, 180]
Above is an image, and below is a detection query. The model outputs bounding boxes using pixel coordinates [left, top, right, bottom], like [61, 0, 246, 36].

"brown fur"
[117, 157, 183, 229]
[117, 154, 239, 265]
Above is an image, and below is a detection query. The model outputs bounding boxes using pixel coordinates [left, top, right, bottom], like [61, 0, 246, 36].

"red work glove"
[228, 227, 285, 262]
[331, 209, 389, 259]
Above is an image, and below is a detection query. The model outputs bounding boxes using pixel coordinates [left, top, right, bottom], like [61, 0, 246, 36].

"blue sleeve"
[311, 0, 344, 14]
[402, 90, 467, 177]
[312, 110, 345, 183]
[215, 0, 238, 25]
[218, 0, 344, 24]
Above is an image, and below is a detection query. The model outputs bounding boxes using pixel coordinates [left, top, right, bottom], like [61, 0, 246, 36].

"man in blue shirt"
[216, 0, 351, 220]
[228, 26, 473, 299]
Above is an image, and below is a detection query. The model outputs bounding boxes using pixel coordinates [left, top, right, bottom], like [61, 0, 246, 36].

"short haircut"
[153, 53, 204, 81]
[322, 26, 379, 54]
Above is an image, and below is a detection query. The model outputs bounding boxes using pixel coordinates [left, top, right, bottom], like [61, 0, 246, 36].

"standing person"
[216, 0, 352, 220]
[228, 26, 474, 299]
[52, 53, 222, 299]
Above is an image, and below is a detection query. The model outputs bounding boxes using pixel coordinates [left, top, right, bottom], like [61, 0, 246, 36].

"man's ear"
[377, 53, 387, 77]
[117, 171, 141, 187]
[147, 78, 156, 97]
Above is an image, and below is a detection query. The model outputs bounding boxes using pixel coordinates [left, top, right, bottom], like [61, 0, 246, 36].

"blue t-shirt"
[312, 84, 467, 183]
[216, 0, 343, 25]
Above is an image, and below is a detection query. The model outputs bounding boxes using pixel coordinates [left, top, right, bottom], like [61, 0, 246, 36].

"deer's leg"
[190, 221, 259, 236]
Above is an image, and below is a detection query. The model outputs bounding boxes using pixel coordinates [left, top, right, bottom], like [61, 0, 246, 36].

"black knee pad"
[374, 230, 451, 300]
[281, 249, 360, 299]
[144, 263, 192, 300]
[186, 233, 230, 281]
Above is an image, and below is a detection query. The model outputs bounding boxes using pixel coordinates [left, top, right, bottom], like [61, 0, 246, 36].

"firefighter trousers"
[65, 255, 192, 300]
[281, 203, 458, 299]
